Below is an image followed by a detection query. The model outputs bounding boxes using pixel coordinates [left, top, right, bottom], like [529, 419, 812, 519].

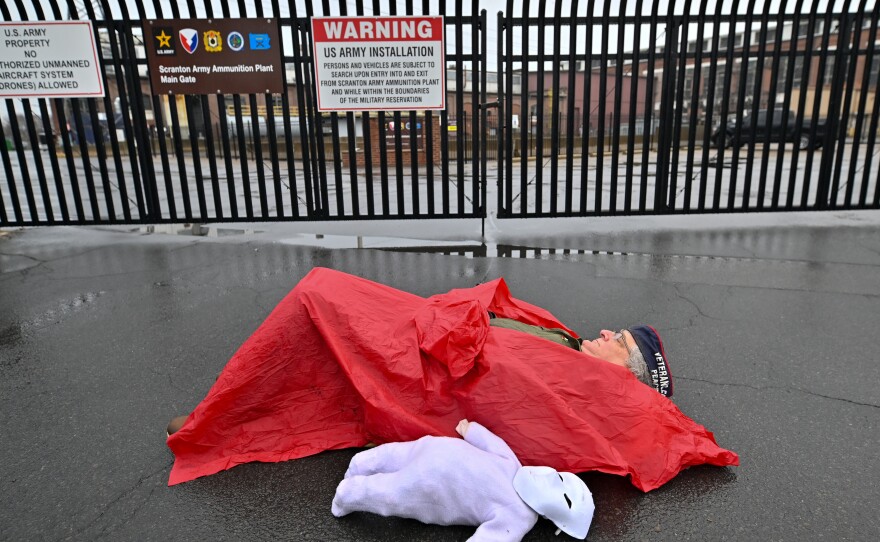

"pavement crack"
[59, 459, 173, 541]
[672, 283, 723, 322]
[0, 251, 47, 263]
[854, 240, 880, 259]
[677, 376, 880, 409]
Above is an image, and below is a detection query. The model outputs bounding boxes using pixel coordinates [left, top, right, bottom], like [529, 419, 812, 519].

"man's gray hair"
[625, 346, 654, 388]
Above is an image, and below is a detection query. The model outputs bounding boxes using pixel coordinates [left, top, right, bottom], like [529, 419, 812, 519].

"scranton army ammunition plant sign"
[143, 18, 283, 95]
[0, 21, 104, 99]
[311, 16, 446, 111]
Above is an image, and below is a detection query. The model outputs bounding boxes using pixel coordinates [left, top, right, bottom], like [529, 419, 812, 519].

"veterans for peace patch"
[204, 30, 222, 52]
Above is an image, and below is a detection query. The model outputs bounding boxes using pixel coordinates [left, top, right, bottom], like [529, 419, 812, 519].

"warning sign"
[0, 21, 104, 99]
[142, 18, 283, 95]
[311, 16, 445, 112]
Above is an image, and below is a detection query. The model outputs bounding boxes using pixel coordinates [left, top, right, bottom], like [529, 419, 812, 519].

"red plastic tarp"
[167, 267, 738, 491]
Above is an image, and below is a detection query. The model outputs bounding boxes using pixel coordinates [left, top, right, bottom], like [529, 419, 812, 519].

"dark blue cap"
[627, 325, 673, 397]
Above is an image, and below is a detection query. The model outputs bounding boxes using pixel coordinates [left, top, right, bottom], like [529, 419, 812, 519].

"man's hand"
[455, 419, 470, 438]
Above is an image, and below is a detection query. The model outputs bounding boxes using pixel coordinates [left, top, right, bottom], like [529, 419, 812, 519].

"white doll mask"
[512, 466, 594, 539]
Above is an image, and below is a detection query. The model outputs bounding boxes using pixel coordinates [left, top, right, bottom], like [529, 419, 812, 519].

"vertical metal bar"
[471, 1, 481, 217]
[254, 0, 273, 219]
[36, 99, 70, 222]
[683, 2, 707, 213]
[563, 1, 580, 215]
[549, 1, 563, 214]
[360, 110, 375, 215]
[579, 1, 594, 214]
[265, 95, 286, 218]
[329, 117, 345, 215]
[144, 3, 179, 217]
[424, 108, 435, 215]
[109, 4, 157, 222]
[520, 0, 531, 215]
[668, 6, 693, 212]
[727, 0, 758, 210]
[454, 0, 466, 215]
[610, 0, 628, 214]
[534, 0, 547, 214]
[771, 0, 805, 210]
[803, 7, 838, 208]
[596, 1, 609, 213]
[742, 2, 773, 210]
[387, 0, 404, 215]
[338, 0, 360, 217]
[215, 97, 237, 219]
[69, 101, 101, 220]
[249, 94, 270, 216]
[853, 6, 879, 207]
[167, 95, 192, 220]
[277, 66, 300, 218]
[392, 109, 405, 214]
[21, 99, 54, 222]
[480, 8, 488, 225]
[698, 0, 724, 211]
[500, 7, 511, 216]
[378, 111, 391, 214]
[405, 112, 418, 215]
[353, 1, 375, 217]
[0, 114, 22, 223]
[12, 0, 58, 223]
[0, 143, 7, 223]
[833, 9, 863, 208]
[289, 13, 315, 217]
[625, 0, 644, 214]
[438, 0, 450, 216]
[304, 1, 329, 217]
[185, 96, 208, 217]
[825, 7, 857, 208]
[86, 98, 115, 219]
[270, 0, 296, 219]
[153, 95, 177, 219]
[756, 9, 786, 210]
[0, 0, 18, 219]
[199, 98, 223, 218]
[97, 18, 133, 221]
[713, 1, 741, 211]
[787, 3, 819, 209]
[409, 110, 420, 216]
[654, 14, 679, 214]
[231, 96, 252, 218]
[53, 100, 85, 221]
[639, 1, 660, 212]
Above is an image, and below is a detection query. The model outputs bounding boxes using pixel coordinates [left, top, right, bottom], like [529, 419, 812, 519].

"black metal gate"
[1, 0, 485, 226]
[5, 1, 880, 228]
[496, 0, 880, 217]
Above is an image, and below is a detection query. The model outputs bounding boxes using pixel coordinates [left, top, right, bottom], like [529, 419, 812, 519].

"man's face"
[579, 329, 634, 367]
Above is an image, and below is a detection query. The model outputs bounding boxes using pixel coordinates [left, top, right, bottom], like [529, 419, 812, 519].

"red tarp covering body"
[168, 268, 738, 491]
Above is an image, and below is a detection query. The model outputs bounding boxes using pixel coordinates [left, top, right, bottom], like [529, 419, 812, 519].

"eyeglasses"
[614, 330, 633, 355]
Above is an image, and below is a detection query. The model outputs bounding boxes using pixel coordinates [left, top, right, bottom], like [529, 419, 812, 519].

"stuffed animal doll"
[332, 419, 594, 541]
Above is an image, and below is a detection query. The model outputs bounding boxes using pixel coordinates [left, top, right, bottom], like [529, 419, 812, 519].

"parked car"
[226, 116, 301, 138]
[712, 109, 827, 149]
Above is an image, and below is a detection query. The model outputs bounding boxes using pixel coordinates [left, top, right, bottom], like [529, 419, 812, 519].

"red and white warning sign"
[311, 16, 445, 112]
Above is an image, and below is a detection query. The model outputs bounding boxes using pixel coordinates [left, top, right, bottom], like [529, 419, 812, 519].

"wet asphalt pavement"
[1, 214, 879, 541]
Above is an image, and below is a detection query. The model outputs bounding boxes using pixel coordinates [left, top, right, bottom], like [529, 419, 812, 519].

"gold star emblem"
[155, 30, 171, 48]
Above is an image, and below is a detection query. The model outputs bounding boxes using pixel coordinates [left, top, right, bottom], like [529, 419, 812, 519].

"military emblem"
[152, 27, 175, 56]
[179, 28, 198, 54]
[227, 31, 245, 52]
[204, 30, 222, 52]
